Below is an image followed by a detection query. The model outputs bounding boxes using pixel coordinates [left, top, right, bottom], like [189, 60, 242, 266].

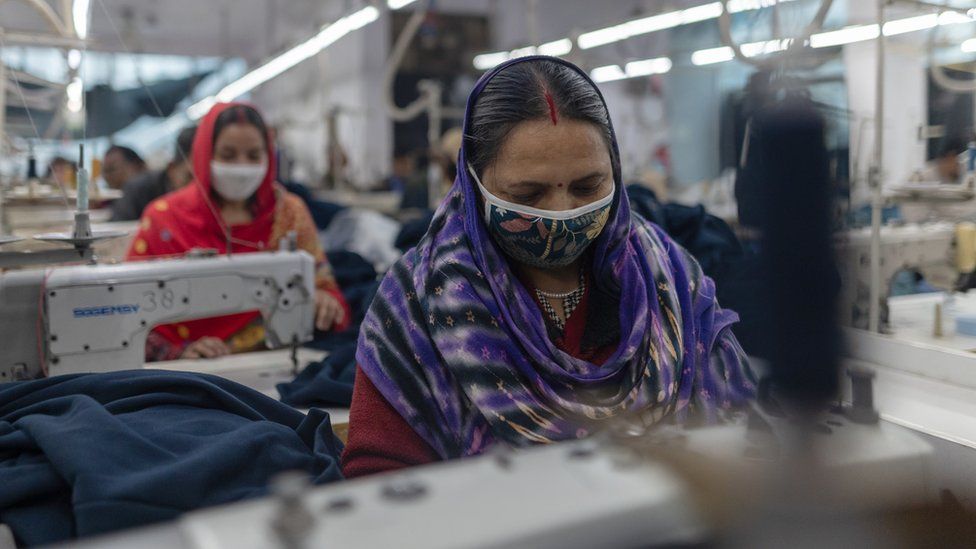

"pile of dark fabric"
[626, 184, 742, 281]
[0, 370, 344, 547]
[281, 181, 346, 231]
[277, 344, 358, 409]
[278, 251, 379, 408]
[395, 212, 435, 253]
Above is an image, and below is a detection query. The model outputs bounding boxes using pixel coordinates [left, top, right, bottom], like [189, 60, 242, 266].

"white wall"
[843, 1, 930, 204]
[844, 39, 928, 202]
[252, 12, 392, 189]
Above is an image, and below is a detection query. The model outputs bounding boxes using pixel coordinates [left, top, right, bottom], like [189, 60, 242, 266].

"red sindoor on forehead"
[544, 92, 559, 125]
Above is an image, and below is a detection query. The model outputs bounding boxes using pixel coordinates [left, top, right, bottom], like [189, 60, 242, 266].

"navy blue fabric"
[395, 212, 434, 253]
[281, 181, 346, 230]
[278, 343, 358, 408]
[0, 370, 343, 547]
[290, 250, 379, 407]
[309, 250, 380, 353]
[626, 184, 742, 278]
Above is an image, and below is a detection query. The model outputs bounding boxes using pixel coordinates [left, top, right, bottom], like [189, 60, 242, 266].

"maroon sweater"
[341, 281, 616, 478]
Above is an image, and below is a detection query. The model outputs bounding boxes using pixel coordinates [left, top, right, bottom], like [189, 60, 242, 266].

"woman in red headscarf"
[127, 102, 350, 361]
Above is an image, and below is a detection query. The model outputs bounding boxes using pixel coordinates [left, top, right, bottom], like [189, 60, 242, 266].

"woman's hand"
[315, 290, 346, 332]
[181, 336, 231, 359]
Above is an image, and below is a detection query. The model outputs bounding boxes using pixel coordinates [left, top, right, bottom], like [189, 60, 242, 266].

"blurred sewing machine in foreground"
[54, 382, 939, 549]
[0, 250, 316, 381]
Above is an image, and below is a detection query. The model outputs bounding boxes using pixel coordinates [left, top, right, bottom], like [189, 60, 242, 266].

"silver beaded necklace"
[534, 269, 586, 331]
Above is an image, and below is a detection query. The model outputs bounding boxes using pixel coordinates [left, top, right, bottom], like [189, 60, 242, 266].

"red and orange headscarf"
[126, 102, 280, 344]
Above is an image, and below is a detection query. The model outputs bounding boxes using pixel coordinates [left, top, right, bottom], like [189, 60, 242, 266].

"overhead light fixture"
[66, 77, 84, 113]
[387, 0, 418, 8]
[188, 6, 380, 120]
[590, 56, 672, 83]
[67, 49, 82, 69]
[963, 38, 976, 53]
[472, 38, 574, 70]
[809, 24, 880, 48]
[472, 0, 795, 70]
[186, 96, 218, 120]
[538, 38, 573, 56]
[691, 46, 736, 66]
[578, 0, 796, 50]
[882, 14, 938, 36]
[691, 38, 792, 65]
[580, 2, 723, 49]
[624, 57, 673, 77]
[806, 11, 973, 49]
[72, 0, 91, 40]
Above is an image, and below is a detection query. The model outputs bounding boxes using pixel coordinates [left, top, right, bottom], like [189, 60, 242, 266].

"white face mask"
[210, 161, 267, 201]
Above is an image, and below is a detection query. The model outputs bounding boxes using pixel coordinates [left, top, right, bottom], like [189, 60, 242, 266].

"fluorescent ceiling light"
[882, 14, 938, 36]
[740, 38, 793, 56]
[691, 46, 735, 65]
[72, 0, 90, 40]
[186, 96, 218, 121]
[67, 49, 82, 69]
[473, 0, 796, 70]
[590, 65, 627, 83]
[578, 0, 795, 50]
[66, 77, 84, 113]
[579, 2, 722, 49]
[472, 38, 574, 70]
[691, 38, 792, 65]
[963, 38, 976, 53]
[591, 56, 672, 83]
[188, 6, 379, 119]
[625, 57, 673, 76]
[473, 52, 511, 70]
[810, 24, 879, 48]
[388, 0, 417, 8]
[538, 38, 573, 57]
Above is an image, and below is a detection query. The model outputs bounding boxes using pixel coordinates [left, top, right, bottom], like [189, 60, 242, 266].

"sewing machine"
[835, 222, 956, 329]
[0, 250, 316, 381]
[53, 386, 934, 549]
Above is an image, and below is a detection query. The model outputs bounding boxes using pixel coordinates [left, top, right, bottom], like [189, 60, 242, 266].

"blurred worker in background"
[926, 137, 967, 184]
[45, 156, 77, 185]
[126, 102, 350, 361]
[111, 126, 197, 221]
[102, 145, 148, 190]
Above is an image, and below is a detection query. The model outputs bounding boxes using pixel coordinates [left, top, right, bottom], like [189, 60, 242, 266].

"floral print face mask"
[468, 164, 614, 269]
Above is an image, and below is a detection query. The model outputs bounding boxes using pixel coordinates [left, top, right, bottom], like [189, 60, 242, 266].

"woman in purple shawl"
[342, 56, 755, 476]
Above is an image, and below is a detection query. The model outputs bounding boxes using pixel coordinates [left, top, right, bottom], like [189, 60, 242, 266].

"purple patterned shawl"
[357, 56, 755, 459]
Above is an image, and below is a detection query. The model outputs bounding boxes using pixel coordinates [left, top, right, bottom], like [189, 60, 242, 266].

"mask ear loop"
[467, 164, 493, 224]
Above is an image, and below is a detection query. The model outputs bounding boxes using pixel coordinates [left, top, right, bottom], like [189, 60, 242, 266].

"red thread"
[544, 92, 558, 125]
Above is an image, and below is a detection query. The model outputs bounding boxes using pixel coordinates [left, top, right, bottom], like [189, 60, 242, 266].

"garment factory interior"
[1, 0, 976, 547]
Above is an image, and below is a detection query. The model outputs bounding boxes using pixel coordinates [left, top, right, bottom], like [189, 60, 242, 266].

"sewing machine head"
[836, 222, 957, 329]
[0, 250, 316, 381]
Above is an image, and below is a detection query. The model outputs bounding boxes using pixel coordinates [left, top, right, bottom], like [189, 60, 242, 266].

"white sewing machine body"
[835, 222, 956, 328]
[53, 406, 933, 549]
[0, 250, 316, 380]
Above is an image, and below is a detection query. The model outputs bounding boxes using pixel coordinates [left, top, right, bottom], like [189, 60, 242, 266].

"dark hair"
[212, 105, 269, 148]
[466, 59, 617, 178]
[175, 125, 197, 160]
[106, 145, 146, 168]
[45, 156, 76, 178]
[940, 137, 967, 158]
